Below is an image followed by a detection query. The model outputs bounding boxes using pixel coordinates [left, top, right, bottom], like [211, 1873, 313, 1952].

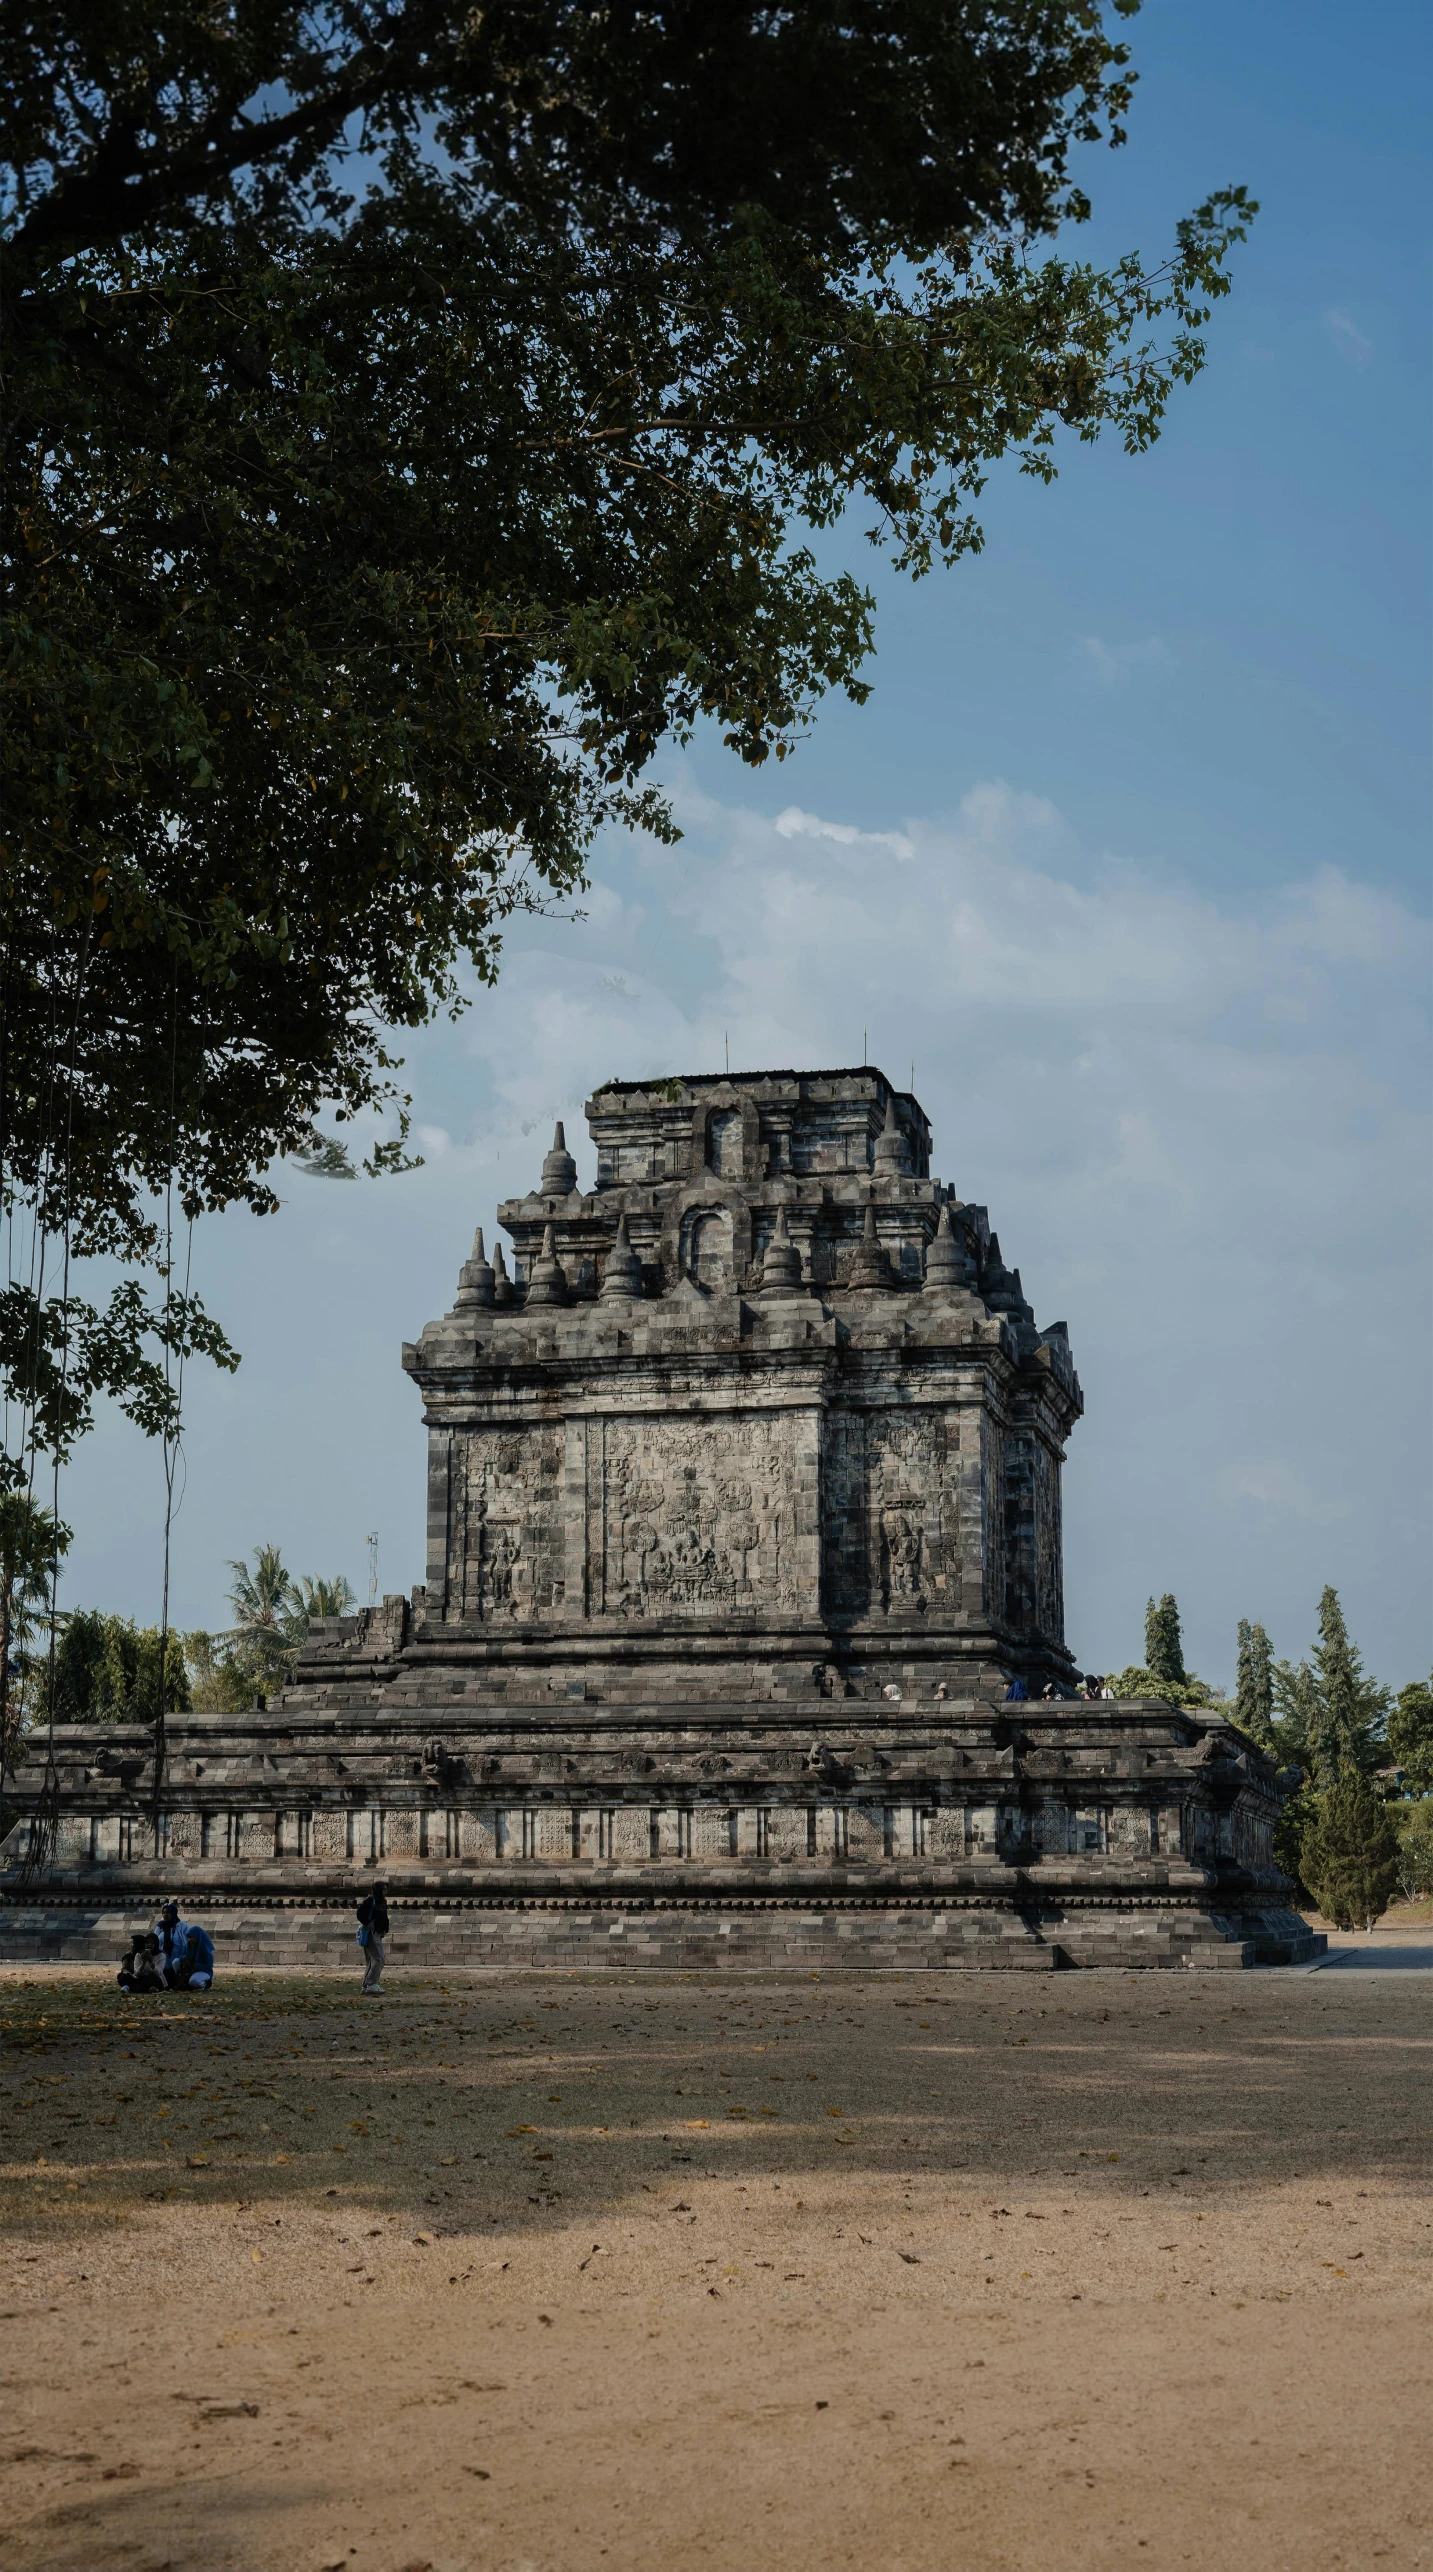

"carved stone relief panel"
[596, 1412, 811, 1618]
[1110, 1805, 1151, 1860]
[765, 1808, 809, 1860]
[844, 1806, 886, 1861]
[166, 1812, 201, 1861]
[929, 1807, 968, 1859]
[311, 1810, 349, 1862]
[456, 1426, 565, 1622]
[867, 1412, 964, 1614]
[691, 1805, 736, 1860]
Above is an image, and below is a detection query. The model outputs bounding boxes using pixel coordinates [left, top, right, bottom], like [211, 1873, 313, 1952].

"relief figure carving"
[459, 1427, 562, 1621]
[881, 1508, 924, 1603]
[601, 1415, 801, 1616]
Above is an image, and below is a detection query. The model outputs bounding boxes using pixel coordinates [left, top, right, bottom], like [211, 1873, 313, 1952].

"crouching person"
[172, 1922, 215, 1990]
[117, 1933, 167, 1993]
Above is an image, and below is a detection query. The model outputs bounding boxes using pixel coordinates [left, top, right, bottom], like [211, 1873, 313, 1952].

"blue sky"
[60, 0, 1431, 1691]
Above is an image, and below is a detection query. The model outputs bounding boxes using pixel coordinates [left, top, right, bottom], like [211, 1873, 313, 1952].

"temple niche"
[0, 1064, 1321, 1972]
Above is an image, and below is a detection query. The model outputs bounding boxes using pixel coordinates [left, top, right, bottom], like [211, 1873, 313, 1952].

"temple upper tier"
[484, 1066, 1041, 1310]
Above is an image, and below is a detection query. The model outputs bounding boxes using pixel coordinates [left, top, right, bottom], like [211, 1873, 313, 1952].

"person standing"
[356, 1882, 389, 1994]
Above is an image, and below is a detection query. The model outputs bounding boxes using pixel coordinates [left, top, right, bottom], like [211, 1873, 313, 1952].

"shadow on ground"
[3, 1963, 1431, 2249]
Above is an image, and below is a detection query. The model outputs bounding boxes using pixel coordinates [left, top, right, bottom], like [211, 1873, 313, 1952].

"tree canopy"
[1271, 1587, 1389, 1784]
[1144, 1593, 1187, 1690]
[1388, 1677, 1433, 1796]
[1234, 1617, 1275, 1750]
[1300, 1767, 1400, 1935]
[1, 3, 1254, 1470]
[43, 1605, 189, 1725]
[195, 1541, 354, 1700]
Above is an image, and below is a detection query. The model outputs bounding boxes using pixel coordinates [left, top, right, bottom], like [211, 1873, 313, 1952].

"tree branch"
[8, 7, 436, 260]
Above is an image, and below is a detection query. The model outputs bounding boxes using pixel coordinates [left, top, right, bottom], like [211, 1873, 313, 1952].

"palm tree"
[223, 1548, 356, 1691]
[223, 1543, 296, 1688]
[0, 1492, 70, 1762]
[288, 1573, 356, 1641]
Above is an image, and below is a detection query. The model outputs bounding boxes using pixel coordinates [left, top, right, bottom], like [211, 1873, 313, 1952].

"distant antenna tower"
[366, 1532, 379, 1605]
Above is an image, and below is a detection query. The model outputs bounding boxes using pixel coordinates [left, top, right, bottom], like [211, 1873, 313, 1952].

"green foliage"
[1388, 1677, 1433, 1795]
[1313, 1585, 1388, 1776]
[1273, 1772, 1319, 1902]
[1234, 1617, 1275, 1750]
[290, 1573, 357, 1625]
[0, 1277, 240, 1482]
[1106, 1661, 1215, 1711]
[0, 1490, 70, 1758]
[0, 5, 1255, 1457]
[207, 1543, 356, 1698]
[222, 1541, 301, 1689]
[1144, 1593, 1188, 1689]
[45, 1608, 190, 1724]
[183, 1630, 262, 1714]
[1299, 1767, 1400, 1933]
[1390, 1801, 1433, 1905]
[1271, 1590, 1389, 1784]
[1109, 1597, 1214, 1708]
[0, 1490, 68, 1645]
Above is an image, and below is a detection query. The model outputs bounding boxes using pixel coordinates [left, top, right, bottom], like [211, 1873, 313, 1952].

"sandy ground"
[2, 1931, 1431, 2572]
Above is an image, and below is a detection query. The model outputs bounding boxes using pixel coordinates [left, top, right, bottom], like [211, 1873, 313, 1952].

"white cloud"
[1323, 306, 1374, 369]
[1073, 634, 1176, 691]
[1218, 1463, 1346, 1525]
[446, 771, 1429, 1674]
[774, 804, 915, 862]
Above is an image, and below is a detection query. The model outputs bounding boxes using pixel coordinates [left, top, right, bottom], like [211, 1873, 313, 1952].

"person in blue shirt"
[173, 1923, 215, 1990]
[153, 1901, 215, 1988]
[1003, 1675, 1029, 1702]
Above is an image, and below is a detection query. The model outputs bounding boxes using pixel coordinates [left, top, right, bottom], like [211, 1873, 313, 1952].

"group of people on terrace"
[1004, 1673, 1113, 1702]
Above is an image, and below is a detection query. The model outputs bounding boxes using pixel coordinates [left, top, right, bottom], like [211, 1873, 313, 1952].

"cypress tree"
[1388, 1676, 1433, 1795]
[1235, 1619, 1276, 1750]
[1300, 1766, 1400, 1932]
[1144, 1594, 1187, 1690]
[1311, 1586, 1385, 1779]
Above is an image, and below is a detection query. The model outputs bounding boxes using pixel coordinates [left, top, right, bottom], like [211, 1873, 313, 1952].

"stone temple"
[0, 1067, 1321, 1970]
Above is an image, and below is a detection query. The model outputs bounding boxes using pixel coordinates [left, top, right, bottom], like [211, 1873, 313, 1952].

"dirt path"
[2, 1962, 1430, 2572]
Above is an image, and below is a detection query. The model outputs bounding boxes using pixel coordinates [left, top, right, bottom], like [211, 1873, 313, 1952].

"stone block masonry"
[0, 1067, 1320, 1969]
[0, 1895, 1311, 1973]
